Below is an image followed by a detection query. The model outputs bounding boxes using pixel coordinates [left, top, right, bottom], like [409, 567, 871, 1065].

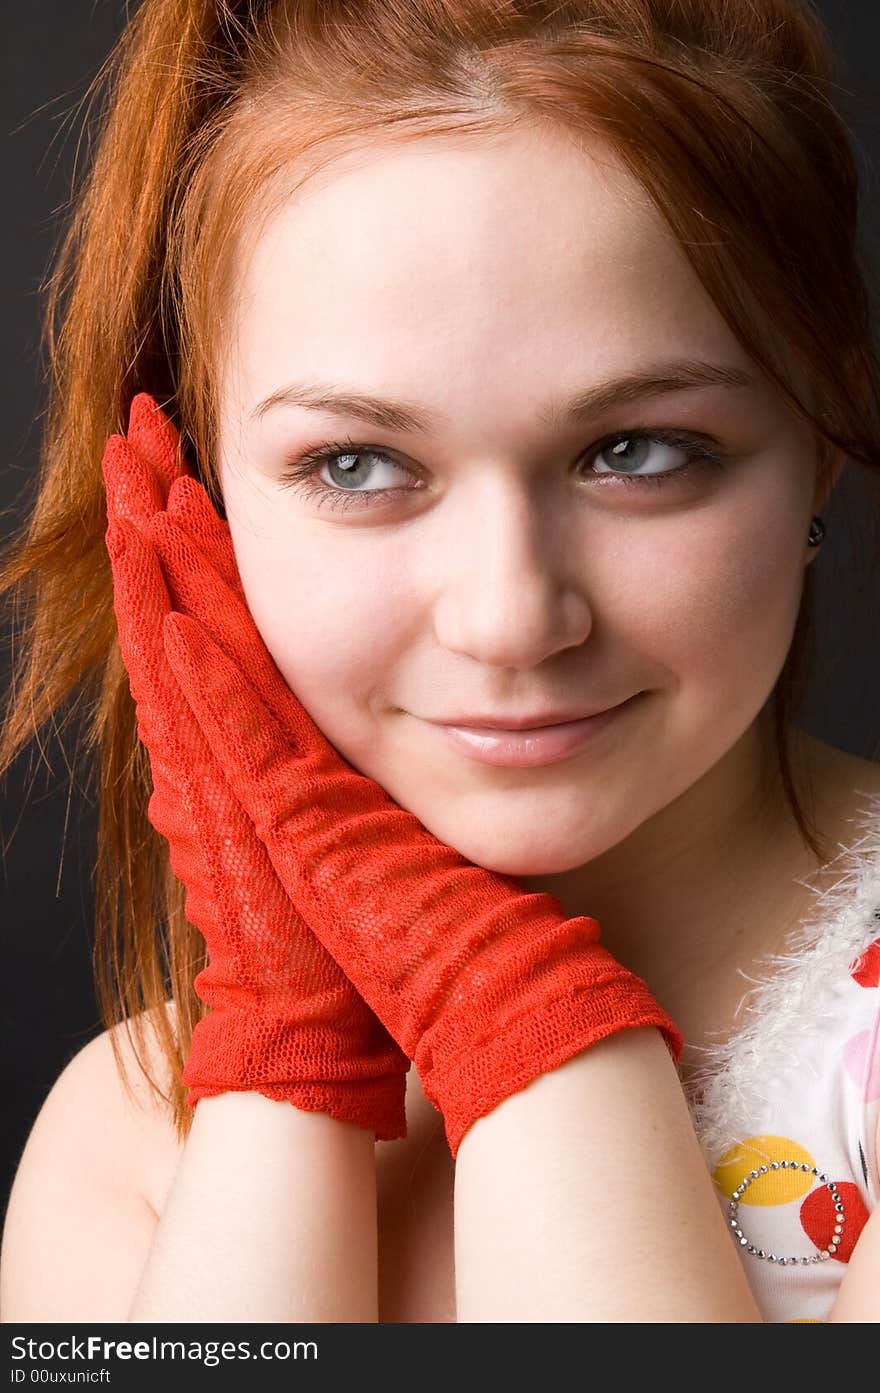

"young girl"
[1, 0, 879, 1324]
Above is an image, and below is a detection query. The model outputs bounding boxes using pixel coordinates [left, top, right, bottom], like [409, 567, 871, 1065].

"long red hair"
[1, 0, 878, 1142]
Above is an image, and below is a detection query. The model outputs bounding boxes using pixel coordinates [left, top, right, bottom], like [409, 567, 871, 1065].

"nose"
[431, 476, 593, 668]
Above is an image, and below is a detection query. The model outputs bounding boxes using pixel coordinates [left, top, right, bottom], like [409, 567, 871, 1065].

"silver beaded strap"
[728, 1161, 846, 1265]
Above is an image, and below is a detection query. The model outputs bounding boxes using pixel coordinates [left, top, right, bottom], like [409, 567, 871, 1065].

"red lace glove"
[137, 397, 682, 1158]
[102, 395, 409, 1139]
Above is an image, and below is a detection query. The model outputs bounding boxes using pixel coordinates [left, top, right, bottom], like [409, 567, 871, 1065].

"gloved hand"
[101, 394, 409, 1139]
[137, 395, 683, 1158]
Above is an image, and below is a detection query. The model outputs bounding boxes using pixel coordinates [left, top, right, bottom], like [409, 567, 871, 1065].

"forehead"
[225, 124, 744, 409]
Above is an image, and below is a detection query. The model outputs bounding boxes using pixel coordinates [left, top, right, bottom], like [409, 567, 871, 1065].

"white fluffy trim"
[684, 788, 880, 1168]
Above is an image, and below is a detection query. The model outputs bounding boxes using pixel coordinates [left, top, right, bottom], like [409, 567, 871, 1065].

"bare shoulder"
[0, 1001, 184, 1322]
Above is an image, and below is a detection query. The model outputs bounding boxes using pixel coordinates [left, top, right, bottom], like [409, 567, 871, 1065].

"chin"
[473, 850, 590, 879]
[416, 819, 611, 879]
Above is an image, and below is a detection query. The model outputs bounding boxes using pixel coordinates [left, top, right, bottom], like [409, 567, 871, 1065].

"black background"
[2, 1, 879, 1226]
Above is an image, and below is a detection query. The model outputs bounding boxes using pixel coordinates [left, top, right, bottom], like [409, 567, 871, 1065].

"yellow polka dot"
[789, 1319, 822, 1323]
[713, 1136, 816, 1205]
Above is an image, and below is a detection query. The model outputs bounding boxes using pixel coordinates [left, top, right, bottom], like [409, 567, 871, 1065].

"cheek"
[223, 507, 406, 755]
[628, 496, 807, 706]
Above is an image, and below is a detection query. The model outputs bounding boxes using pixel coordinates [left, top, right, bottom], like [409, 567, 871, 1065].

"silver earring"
[807, 516, 826, 548]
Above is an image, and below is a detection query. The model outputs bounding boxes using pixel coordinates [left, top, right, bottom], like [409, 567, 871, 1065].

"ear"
[804, 443, 846, 567]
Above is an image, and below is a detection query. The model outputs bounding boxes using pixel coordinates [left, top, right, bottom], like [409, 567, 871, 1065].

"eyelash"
[278, 428, 727, 515]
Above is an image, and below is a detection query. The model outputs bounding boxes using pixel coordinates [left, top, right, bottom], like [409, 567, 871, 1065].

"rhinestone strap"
[728, 1161, 846, 1265]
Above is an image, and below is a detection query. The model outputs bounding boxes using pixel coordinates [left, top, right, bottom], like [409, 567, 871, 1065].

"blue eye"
[278, 428, 726, 514]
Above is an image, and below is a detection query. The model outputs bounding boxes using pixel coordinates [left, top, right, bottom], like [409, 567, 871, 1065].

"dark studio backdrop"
[1, 1, 879, 1226]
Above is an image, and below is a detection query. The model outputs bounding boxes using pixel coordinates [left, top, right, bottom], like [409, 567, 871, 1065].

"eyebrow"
[249, 358, 757, 433]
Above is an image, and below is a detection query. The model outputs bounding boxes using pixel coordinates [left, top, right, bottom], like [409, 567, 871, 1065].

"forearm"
[453, 1026, 762, 1322]
[128, 1091, 378, 1322]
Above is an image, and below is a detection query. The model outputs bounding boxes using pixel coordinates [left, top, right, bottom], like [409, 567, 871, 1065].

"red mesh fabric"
[126, 395, 683, 1159]
[101, 396, 409, 1140]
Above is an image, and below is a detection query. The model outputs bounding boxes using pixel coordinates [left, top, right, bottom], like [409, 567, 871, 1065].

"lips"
[427, 701, 633, 730]
[423, 695, 642, 768]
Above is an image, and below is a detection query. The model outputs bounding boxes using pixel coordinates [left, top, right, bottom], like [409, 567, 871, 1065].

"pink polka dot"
[843, 1020, 880, 1100]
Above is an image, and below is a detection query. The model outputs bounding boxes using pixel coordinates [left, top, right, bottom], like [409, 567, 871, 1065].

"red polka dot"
[850, 937, 880, 988]
[799, 1181, 869, 1263]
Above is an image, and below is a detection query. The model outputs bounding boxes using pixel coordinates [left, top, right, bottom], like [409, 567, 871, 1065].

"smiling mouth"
[419, 694, 644, 768]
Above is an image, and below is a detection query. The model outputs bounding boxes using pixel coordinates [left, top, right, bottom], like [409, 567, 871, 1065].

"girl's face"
[215, 124, 825, 876]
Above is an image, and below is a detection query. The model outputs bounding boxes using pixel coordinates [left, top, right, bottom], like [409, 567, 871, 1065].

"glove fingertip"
[164, 479, 240, 576]
[167, 473, 215, 517]
[163, 609, 199, 663]
[105, 513, 144, 562]
[128, 393, 185, 492]
[101, 434, 135, 514]
[105, 513, 152, 568]
[129, 391, 177, 440]
[104, 521, 126, 563]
